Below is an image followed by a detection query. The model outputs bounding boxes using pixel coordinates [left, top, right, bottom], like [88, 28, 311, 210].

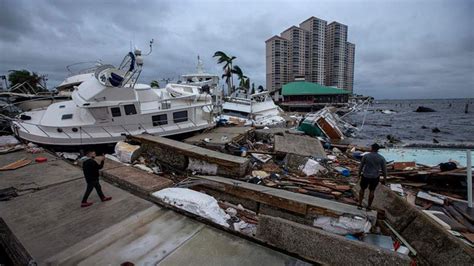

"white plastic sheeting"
[300, 159, 326, 176]
[152, 188, 230, 227]
[313, 215, 372, 235]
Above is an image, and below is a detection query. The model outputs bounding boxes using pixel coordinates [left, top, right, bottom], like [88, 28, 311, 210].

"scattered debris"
[0, 135, 20, 147]
[363, 234, 394, 251]
[35, 157, 48, 163]
[313, 215, 372, 235]
[390, 184, 405, 197]
[251, 153, 272, 163]
[300, 159, 326, 176]
[25, 143, 43, 154]
[416, 191, 444, 205]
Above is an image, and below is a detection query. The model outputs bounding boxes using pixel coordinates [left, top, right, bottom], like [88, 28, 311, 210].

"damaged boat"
[298, 107, 357, 140]
[11, 49, 215, 146]
[222, 88, 285, 127]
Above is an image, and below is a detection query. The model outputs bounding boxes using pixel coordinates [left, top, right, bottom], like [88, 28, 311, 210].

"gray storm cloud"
[0, 0, 472, 99]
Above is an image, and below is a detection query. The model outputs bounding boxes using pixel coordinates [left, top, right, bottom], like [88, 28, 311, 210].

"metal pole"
[468, 150, 472, 208]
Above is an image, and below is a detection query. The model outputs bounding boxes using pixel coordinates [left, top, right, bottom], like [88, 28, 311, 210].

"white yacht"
[56, 61, 111, 97]
[180, 55, 219, 89]
[222, 88, 285, 126]
[11, 50, 215, 146]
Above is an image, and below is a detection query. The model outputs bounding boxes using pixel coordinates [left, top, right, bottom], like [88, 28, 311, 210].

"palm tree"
[231, 65, 249, 90]
[150, 80, 160, 88]
[213, 51, 236, 92]
[8, 70, 44, 93]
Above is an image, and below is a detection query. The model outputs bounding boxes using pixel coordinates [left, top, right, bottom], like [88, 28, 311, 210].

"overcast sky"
[0, 0, 473, 99]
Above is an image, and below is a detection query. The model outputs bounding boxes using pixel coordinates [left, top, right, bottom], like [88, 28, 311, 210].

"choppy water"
[346, 98, 474, 146]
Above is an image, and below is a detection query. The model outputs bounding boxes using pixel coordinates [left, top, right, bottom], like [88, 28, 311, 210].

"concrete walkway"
[0, 150, 308, 265]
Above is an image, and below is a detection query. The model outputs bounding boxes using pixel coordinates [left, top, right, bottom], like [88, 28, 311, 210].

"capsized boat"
[11, 49, 215, 146]
[298, 107, 357, 140]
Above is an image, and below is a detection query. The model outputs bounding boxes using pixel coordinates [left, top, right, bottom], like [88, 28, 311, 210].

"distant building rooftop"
[282, 81, 350, 96]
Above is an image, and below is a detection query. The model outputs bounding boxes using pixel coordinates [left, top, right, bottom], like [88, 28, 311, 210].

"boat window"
[111, 107, 121, 117]
[59, 105, 66, 108]
[152, 114, 168, 126]
[124, 104, 137, 115]
[173, 111, 188, 123]
[61, 114, 73, 120]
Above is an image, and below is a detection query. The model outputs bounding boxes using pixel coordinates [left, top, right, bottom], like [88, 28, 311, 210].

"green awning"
[282, 81, 350, 96]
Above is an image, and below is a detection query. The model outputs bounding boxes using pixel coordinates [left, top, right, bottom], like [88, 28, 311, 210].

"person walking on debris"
[81, 150, 112, 207]
[358, 143, 387, 210]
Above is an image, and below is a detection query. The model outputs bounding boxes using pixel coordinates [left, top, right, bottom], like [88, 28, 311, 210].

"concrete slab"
[274, 134, 326, 158]
[132, 134, 250, 177]
[197, 175, 376, 220]
[159, 226, 309, 266]
[0, 150, 82, 190]
[257, 215, 411, 266]
[52, 207, 205, 265]
[101, 159, 173, 195]
[0, 179, 152, 263]
[184, 127, 253, 148]
[47, 207, 309, 266]
[355, 185, 474, 265]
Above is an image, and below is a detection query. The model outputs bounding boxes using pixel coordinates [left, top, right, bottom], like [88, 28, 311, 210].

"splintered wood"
[0, 158, 32, 171]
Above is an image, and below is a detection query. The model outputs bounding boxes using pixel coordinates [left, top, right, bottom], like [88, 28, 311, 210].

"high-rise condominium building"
[266, 16, 355, 97]
[265, 36, 289, 96]
[300, 16, 327, 85]
[344, 42, 355, 91]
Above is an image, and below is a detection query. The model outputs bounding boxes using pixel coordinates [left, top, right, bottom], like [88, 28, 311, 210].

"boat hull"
[12, 121, 213, 146]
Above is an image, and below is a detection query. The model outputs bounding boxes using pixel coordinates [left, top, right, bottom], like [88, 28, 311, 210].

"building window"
[173, 111, 188, 123]
[61, 114, 73, 120]
[124, 104, 137, 115]
[152, 114, 168, 126]
[111, 107, 121, 117]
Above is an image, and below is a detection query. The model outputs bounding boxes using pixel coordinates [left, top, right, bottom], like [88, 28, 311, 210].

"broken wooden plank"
[0, 158, 31, 171]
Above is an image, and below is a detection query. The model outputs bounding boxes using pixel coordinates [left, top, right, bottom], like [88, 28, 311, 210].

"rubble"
[4, 101, 472, 264]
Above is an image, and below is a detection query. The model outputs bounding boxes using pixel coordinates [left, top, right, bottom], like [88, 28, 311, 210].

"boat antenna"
[144, 39, 154, 56]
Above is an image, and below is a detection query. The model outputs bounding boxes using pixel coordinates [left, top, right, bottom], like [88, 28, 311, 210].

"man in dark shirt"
[358, 143, 387, 210]
[81, 150, 112, 207]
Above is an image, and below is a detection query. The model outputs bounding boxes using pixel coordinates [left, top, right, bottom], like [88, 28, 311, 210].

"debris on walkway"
[0, 158, 31, 171]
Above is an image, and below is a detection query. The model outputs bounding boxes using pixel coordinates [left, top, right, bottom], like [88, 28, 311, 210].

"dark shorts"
[360, 176, 380, 191]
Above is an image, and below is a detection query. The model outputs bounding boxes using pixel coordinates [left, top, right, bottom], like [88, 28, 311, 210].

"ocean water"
[346, 98, 474, 146]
